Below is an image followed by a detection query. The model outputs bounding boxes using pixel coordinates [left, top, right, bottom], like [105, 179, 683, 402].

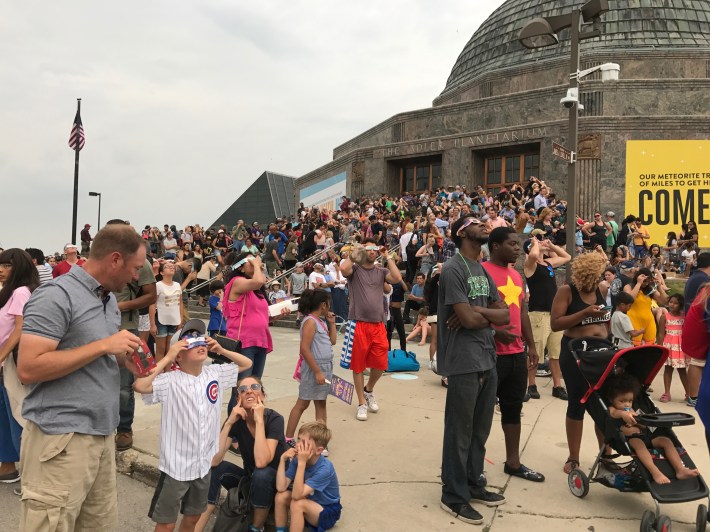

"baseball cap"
[620, 260, 636, 271]
[606, 211, 615, 217]
[64, 243, 78, 252]
[171, 319, 207, 347]
[84, 223, 91, 228]
[530, 229, 546, 237]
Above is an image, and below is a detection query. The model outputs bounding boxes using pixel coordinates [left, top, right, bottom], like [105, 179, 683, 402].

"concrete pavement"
[119, 327, 710, 531]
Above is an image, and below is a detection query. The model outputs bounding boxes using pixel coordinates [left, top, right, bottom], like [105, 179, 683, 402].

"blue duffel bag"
[387, 349, 420, 372]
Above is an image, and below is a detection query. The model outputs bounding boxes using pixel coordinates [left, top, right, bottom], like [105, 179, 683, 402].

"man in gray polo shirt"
[17, 224, 146, 531]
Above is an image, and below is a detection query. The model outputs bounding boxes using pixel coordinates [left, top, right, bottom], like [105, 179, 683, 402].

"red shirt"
[482, 261, 524, 355]
[51, 259, 85, 278]
[682, 287, 710, 360]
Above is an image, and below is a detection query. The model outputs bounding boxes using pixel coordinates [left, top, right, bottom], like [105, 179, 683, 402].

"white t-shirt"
[308, 271, 326, 290]
[325, 264, 347, 289]
[156, 281, 182, 325]
[682, 249, 696, 265]
[399, 232, 418, 261]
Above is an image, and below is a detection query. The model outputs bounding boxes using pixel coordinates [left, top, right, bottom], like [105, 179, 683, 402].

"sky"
[0, 0, 505, 254]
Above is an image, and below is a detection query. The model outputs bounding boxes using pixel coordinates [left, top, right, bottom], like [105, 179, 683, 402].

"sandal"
[659, 392, 671, 403]
[563, 458, 579, 474]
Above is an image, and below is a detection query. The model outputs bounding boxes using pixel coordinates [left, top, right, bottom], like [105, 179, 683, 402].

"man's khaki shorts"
[20, 421, 117, 531]
[528, 311, 563, 360]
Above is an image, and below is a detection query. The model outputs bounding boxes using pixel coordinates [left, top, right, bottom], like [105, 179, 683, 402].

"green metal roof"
[440, 0, 710, 99]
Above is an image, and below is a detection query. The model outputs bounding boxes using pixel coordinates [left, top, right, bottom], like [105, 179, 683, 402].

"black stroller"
[566, 337, 709, 532]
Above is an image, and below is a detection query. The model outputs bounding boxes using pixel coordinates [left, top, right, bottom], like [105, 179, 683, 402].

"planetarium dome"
[439, 0, 710, 101]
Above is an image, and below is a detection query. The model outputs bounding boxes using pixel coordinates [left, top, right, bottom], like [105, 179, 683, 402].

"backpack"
[212, 475, 251, 532]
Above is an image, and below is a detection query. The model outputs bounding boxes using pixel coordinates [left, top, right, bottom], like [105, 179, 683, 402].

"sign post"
[553, 141, 575, 163]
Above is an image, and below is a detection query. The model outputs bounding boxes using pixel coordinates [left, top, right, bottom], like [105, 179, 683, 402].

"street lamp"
[519, 0, 619, 279]
[88, 191, 102, 229]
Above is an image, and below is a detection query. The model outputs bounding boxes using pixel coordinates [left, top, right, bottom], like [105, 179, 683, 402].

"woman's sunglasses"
[237, 383, 263, 394]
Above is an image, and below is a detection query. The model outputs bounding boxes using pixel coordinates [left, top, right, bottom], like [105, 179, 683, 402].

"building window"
[484, 153, 538, 194]
[399, 160, 441, 194]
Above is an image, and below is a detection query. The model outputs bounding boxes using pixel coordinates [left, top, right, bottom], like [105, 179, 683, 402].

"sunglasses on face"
[456, 217, 481, 237]
[364, 245, 379, 251]
[237, 383, 263, 394]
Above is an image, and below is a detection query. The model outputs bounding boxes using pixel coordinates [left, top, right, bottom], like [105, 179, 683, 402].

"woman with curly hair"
[551, 252, 611, 473]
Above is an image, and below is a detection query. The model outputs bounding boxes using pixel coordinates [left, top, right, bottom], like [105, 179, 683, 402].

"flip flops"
[659, 393, 671, 403]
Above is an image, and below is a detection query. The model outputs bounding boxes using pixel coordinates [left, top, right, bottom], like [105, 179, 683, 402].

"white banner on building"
[299, 171, 347, 212]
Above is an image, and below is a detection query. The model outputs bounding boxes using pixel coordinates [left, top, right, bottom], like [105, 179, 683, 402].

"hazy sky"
[0, 1, 505, 253]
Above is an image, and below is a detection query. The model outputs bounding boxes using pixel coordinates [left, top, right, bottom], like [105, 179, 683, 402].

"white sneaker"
[364, 390, 379, 412]
[356, 404, 368, 421]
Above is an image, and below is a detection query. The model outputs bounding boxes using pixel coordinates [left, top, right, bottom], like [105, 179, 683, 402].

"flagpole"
[71, 98, 81, 245]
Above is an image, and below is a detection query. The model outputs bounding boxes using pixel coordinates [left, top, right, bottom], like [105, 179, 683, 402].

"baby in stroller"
[606, 371, 699, 484]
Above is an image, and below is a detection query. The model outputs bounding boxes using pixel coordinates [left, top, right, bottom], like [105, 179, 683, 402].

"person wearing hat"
[211, 229, 232, 266]
[268, 280, 287, 304]
[80, 223, 93, 255]
[52, 243, 85, 278]
[134, 319, 252, 531]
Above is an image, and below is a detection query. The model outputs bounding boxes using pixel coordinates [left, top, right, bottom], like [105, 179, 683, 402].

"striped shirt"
[143, 363, 239, 481]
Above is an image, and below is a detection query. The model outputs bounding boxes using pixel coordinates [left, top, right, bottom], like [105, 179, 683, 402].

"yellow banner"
[625, 140, 710, 247]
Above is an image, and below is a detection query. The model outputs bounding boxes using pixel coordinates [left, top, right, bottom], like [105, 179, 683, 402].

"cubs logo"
[206, 380, 219, 404]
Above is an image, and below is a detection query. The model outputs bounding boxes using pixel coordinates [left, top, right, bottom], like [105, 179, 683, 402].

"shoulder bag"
[209, 291, 246, 364]
[212, 475, 251, 532]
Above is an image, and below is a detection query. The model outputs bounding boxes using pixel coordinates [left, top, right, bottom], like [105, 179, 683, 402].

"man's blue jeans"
[441, 368, 497, 505]
[118, 328, 138, 434]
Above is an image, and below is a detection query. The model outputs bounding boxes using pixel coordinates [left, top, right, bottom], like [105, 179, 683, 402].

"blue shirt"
[208, 295, 225, 333]
[684, 270, 710, 313]
[286, 455, 340, 506]
[266, 232, 289, 256]
[411, 283, 425, 299]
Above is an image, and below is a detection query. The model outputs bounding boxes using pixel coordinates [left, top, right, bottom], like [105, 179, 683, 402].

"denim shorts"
[155, 318, 178, 338]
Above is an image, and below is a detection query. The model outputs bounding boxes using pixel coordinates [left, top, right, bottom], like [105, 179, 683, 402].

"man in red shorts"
[340, 238, 402, 421]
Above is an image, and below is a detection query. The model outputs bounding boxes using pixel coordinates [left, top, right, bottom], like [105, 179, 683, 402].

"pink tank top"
[223, 279, 273, 352]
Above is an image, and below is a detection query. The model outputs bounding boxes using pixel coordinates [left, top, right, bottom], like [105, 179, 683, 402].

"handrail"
[267, 241, 342, 285]
[186, 268, 227, 294]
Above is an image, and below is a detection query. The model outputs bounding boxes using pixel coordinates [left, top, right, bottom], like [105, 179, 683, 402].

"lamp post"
[519, 0, 619, 279]
[88, 191, 102, 229]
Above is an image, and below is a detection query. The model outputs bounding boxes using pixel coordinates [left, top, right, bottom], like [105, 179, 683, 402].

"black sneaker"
[552, 386, 569, 401]
[527, 385, 540, 400]
[440, 500, 483, 525]
[469, 490, 506, 507]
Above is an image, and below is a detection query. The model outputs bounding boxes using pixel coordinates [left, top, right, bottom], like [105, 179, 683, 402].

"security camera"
[560, 88, 579, 109]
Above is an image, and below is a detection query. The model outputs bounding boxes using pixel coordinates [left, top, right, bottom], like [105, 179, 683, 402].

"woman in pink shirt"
[223, 252, 289, 414]
[0, 249, 39, 484]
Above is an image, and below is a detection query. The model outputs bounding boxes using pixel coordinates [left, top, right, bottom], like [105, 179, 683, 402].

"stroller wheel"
[640, 510, 655, 532]
[696, 504, 708, 532]
[567, 468, 589, 498]
[656, 514, 671, 532]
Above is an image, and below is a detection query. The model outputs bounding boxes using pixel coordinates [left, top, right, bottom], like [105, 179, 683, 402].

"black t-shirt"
[229, 409, 287, 473]
[526, 261, 557, 312]
[390, 282, 405, 304]
[371, 222, 385, 244]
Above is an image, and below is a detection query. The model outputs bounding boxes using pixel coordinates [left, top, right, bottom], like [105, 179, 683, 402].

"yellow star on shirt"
[498, 276, 522, 308]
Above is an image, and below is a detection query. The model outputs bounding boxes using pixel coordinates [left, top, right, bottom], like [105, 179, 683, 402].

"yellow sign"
[625, 140, 710, 246]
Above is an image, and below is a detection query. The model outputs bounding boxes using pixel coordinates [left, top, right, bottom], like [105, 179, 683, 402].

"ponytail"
[297, 289, 330, 315]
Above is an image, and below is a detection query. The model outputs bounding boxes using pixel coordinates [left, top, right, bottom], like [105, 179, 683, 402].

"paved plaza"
[110, 328, 710, 530]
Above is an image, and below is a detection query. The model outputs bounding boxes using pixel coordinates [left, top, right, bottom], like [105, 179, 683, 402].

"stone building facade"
[295, 0, 710, 220]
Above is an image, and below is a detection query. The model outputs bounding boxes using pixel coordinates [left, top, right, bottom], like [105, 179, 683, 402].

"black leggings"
[387, 307, 406, 351]
[559, 335, 589, 421]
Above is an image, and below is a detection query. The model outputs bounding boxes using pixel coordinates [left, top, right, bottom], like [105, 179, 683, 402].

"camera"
[560, 88, 579, 109]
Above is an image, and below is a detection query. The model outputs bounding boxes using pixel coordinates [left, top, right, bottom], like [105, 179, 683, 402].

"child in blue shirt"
[275, 421, 341, 532]
[207, 281, 226, 336]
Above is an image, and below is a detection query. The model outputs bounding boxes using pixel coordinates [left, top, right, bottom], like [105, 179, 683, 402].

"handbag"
[212, 475, 251, 532]
[209, 293, 246, 364]
[386, 349, 420, 372]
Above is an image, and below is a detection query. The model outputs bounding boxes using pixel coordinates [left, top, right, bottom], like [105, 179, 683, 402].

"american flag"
[68, 109, 85, 151]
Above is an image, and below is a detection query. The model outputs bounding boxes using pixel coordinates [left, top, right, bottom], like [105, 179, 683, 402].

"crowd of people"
[0, 177, 709, 530]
